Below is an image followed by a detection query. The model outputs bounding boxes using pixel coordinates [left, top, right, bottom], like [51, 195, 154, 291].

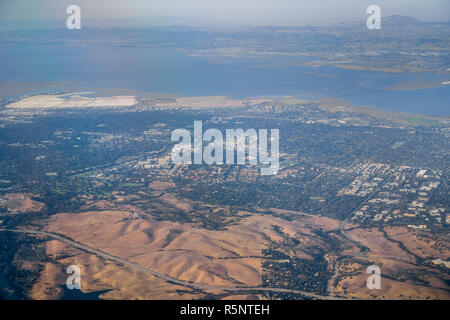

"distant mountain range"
[1, 15, 449, 74]
[1, 14, 449, 30]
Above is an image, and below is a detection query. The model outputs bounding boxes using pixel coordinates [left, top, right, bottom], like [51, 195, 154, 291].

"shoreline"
[3, 91, 449, 123]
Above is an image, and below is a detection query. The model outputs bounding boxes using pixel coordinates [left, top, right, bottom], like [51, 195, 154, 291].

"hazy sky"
[1, 0, 449, 28]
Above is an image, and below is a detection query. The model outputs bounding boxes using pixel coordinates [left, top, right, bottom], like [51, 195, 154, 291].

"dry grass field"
[330, 227, 450, 299]
[31, 199, 350, 299]
[25, 191, 449, 300]
[0, 193, 45, 213]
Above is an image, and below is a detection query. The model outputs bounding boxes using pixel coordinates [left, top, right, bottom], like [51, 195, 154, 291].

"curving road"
[0, 227, 336, 300]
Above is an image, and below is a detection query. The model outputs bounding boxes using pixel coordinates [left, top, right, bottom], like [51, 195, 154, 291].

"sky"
[1, 0, 449, 28]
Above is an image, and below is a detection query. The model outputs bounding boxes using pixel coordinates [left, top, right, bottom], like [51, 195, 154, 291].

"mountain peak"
[383, 15, 422, 26]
